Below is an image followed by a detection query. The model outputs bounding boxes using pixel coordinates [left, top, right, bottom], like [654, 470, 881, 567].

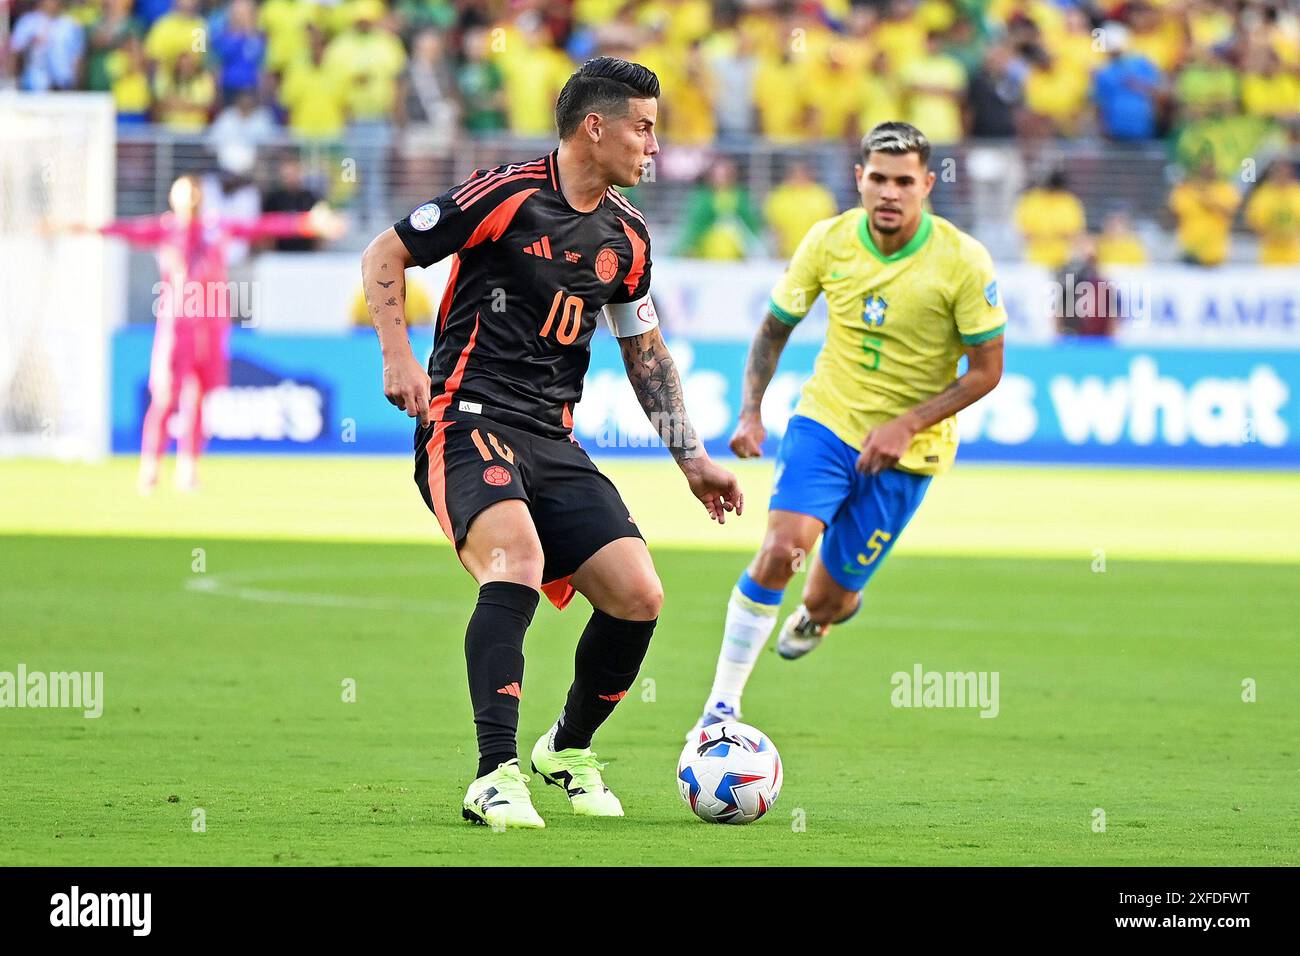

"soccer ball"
[677, 721, 782, 824]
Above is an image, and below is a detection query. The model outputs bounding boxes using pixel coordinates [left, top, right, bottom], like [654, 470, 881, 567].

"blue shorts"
[769, 415, 931, 592]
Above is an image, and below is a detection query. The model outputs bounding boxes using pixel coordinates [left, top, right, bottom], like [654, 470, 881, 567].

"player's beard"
[872, 207, 906, 234]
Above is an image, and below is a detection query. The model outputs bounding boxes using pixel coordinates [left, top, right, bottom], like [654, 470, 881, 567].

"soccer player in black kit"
[362, 57, 744, 828]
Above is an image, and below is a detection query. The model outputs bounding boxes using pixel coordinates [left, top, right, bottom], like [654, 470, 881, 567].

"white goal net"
[0, 93, 117, 460]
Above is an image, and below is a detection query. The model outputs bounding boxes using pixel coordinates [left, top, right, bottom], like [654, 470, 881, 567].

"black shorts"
[414, 410, 644, 610]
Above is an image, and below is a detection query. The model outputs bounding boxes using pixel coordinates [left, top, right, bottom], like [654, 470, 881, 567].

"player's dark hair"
[861, 122, 932, 168]
[555, 57, 660, 140]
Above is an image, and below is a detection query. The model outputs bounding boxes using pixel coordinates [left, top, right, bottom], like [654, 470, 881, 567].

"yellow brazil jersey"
[1169, 181, 1241, 266]
[1244, 182, 1300, 265]
[765, 181, 838, 258]
[769, 210, 1007, 476]
[144, 14, 207, 69]
[1014, 188, 1086, 269]
[258, 0, 322, 73]
[1097, 233, 1148, 266]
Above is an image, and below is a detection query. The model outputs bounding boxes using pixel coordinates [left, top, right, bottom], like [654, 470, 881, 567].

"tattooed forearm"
[902, 339, 1004, 431]
[361, 228, 416, 352]
[619, 328, 703, 463]
[740, 311, 794, 416]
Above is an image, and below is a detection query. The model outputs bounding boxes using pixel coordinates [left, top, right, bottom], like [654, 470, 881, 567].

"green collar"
[858, 210, 932, 263]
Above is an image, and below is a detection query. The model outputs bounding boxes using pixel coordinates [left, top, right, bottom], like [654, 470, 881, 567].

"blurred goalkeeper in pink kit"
[98, 174, 339, 492]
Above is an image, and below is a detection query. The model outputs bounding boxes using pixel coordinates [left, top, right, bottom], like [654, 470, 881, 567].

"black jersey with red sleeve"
[393, 149, 656, 440]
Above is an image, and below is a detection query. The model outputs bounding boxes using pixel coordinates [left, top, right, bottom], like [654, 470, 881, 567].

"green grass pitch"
[1, 457, 1296, 866]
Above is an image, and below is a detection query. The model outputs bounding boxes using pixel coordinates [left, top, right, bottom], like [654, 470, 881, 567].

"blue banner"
[112, 328, 1299, 467]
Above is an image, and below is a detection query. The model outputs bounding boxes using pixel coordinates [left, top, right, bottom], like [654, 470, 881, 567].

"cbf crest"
[862, 294, 888, 327]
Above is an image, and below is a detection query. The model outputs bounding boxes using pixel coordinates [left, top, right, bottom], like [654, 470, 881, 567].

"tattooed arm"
[730, 310, 795, 458]
[619, 326, 745, 523]
[857, 334, 1004, 475]
[361, 227, 431, 426]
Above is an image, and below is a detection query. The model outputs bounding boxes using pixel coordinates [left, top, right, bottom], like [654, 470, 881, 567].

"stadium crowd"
[6, 0, 1299, 269]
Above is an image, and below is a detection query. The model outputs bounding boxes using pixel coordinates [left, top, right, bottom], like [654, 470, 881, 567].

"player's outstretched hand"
[728, 412, 766, 458]
[383, 352, 432, 427]
[681, 455, 744, 524]
[857, 417, 916, 474]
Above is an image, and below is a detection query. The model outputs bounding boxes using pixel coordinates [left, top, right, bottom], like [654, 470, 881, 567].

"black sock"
[465, 581, 539, 778]
[553, 610, 656, 751]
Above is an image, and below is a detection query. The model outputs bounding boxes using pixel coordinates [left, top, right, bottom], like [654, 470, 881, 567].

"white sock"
[705, 586, 781, 714]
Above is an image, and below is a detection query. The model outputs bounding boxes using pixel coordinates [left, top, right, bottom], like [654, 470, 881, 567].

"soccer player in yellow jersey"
[689, 123, 1006, 735]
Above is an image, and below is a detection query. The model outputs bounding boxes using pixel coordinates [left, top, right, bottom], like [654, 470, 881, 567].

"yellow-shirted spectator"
[1241, 49, 1300, 123]
[143, 0, 206, 71]
[1169, 160, 1242, 267]
[1126, 0, 1184, 74]
[898, 33, 967, 145]
[352, 278, 433, 325]
[322, 2, 407, 121]
[663, 45, 716, 145]
[1266, 18, 1300, 67]
[873, 0, 928, 70]
[765, 162, 838, 258]
[827, 29, 874, 75]
[916, 0, 956, 35]
[573, 0, 624, 27]
[753, 51, 810, 142]
[987, 0, 1065, 45]
[808, 50, 867, 140]
[153, 51, 215, 132]
[1024, 48, 1090, 135]
[281, 30, 347, 138]
[495, 20, 572, 136]
[633, 33, 686, 106]
[1014, 173, 1087, 269]
[737, 10, 783, 58]
[1048, 7, 1104, 78]
[1096, 208, 1148, 266]
[857, 50, 903, 134]
[328, 0, 383, 36]
[636, 0, 712, 47]
[258, 0, 321, 73]
[1244, 161, 1300, 265]
[106, 34, 152, 122]
[1186, 0, 1233, 52]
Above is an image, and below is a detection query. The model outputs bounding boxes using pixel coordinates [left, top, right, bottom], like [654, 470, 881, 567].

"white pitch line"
[184, 565, 461, 612]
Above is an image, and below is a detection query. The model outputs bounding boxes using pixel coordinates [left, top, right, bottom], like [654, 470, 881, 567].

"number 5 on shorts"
[860, 528, 892, 567]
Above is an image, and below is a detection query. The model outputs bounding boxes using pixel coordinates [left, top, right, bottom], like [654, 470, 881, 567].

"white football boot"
[775, 604, 828, 660]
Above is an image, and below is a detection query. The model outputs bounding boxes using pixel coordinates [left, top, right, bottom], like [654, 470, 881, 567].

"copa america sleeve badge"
[984, 280, 999, 307]
[409, 202, 441, 231]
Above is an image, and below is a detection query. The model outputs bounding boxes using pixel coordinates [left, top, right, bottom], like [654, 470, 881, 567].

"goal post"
[0, 92, 118, 460]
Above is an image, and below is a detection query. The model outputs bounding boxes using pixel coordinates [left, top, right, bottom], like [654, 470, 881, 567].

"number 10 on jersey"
[540, 290, 584, 345]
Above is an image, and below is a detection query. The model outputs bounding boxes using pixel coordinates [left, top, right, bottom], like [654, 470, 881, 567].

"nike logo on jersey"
[522, 236, 553, 258]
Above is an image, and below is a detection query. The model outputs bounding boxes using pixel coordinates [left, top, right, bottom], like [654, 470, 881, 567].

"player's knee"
[616, 574, 663, 622]
[753, 533, 805, 586]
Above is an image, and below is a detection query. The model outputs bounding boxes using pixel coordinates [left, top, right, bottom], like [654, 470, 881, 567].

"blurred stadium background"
[3, 0, 1299, 467]
[1, 0, 1298, 865]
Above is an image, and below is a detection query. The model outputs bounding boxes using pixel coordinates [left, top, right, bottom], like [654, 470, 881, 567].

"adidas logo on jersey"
[522, 237, 553, 258]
